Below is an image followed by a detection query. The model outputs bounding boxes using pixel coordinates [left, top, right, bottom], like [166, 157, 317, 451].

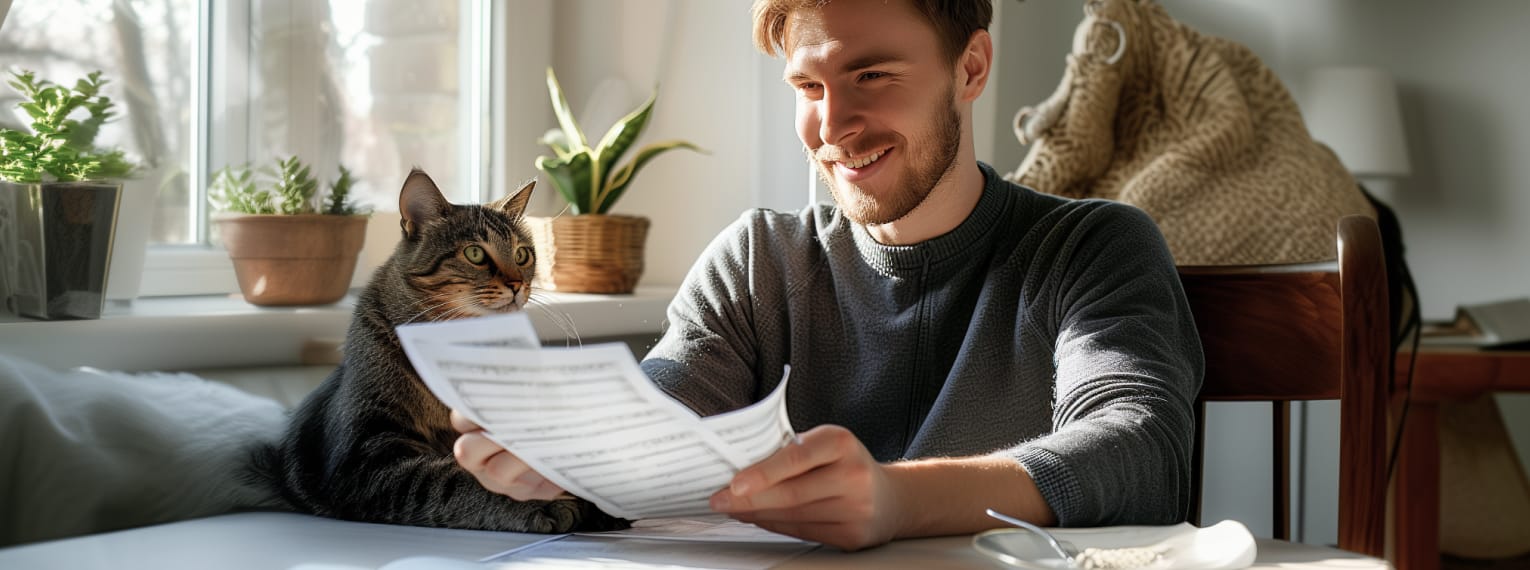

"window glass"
[219, 0, 467, 225]
[0, 0, 198, 244]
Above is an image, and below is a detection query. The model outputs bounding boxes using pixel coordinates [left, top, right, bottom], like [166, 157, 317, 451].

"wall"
[545, 0, 761, 289]
[995, 0, 1530, 545]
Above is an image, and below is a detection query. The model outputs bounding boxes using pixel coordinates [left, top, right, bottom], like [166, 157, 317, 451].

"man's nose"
[818, 89, 864, 147]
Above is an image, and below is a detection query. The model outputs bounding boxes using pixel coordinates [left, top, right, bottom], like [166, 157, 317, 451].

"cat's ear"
[399, 169, 453, 239]
[490, 179, 535, 219]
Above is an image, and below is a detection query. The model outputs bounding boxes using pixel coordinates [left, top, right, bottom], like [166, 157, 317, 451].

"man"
[452, 0, 1202, 551]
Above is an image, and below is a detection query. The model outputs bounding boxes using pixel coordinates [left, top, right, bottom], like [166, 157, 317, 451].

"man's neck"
[862, 161, 985, 246]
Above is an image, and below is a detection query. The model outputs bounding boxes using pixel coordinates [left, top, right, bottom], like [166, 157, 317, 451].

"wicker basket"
[524, 214, 650, 294]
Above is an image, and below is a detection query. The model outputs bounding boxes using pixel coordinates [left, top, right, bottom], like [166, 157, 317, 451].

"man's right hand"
[450, 409, 567, 501]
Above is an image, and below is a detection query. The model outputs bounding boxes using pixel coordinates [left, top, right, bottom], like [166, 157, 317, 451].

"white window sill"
[0, 285, 676, 372]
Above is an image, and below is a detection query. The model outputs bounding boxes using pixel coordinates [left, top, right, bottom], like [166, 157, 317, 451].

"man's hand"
[450, 410, 566, 501]
[708, 424, 906, 551]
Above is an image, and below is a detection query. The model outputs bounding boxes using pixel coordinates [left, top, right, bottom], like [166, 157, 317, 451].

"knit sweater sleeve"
[1008, 201, 1204, 527]
[639, 212, 765, 416]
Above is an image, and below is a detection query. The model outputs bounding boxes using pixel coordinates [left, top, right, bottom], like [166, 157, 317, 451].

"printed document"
[397, 313, 794, 520]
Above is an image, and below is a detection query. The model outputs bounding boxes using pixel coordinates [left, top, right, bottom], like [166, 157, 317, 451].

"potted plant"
[529, 68, 702, 294]
[210, 156, 368, 306]
[0, 69, 136, 319]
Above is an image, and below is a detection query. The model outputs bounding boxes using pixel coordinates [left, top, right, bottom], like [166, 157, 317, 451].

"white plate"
[972, 520, 1257, 570]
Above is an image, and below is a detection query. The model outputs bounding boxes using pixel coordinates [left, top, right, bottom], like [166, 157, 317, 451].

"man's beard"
[811, 91, 962, 227]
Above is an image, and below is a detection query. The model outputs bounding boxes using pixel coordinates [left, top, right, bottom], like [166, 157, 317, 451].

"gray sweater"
[640, 163, 1203, 527]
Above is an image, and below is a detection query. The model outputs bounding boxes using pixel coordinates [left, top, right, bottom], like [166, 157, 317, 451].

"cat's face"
[392, 170, 537, 322]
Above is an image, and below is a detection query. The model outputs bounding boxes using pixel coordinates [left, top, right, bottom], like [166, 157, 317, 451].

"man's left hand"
[708, 424, 904, 551]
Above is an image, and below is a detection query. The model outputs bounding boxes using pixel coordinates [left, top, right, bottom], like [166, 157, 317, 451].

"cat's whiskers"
[431, 302, 480, 323]
[527, 295, 582, 347]
[402, 292, 468, 324]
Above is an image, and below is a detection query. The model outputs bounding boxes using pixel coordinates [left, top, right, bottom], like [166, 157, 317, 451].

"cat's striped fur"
[251, 170, 625, 533]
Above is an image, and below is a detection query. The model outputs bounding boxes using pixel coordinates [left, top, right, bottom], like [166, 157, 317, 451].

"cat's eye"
[463, 245, 487, 265]
[514, 246, 533, 266]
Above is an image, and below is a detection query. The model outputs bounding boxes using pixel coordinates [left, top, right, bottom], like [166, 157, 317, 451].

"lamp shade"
[1302, 67, 1412, 177]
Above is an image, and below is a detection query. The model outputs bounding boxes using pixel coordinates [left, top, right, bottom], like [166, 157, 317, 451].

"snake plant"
[534, 68, 702, 215]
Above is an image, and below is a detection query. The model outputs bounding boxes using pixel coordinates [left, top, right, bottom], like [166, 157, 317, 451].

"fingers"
[484, 451, 566, 501]
[711, 458, 857, 513]
[449, 409, 481, 434]
[724, 497, 849, 523]
[729, 425, 860, 496]
[710, 425, 897, 550]
[452, 430, 565, 501]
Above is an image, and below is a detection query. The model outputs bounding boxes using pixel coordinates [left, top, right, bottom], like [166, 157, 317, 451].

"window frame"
[137, 0, 511, 297]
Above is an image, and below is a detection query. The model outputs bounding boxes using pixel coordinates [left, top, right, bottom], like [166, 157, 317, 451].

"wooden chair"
[1178, 215, 1390, 560]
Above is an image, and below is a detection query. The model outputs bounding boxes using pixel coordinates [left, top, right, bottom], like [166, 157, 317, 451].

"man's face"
[784, 0, 964, 226]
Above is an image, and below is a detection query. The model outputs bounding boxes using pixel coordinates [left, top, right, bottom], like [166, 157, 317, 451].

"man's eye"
[795, 83, 823, 100]
[463, 245, 487, 265]
[859, 71, 887, 81]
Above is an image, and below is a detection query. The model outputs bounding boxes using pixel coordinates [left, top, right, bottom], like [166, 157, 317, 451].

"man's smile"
[832, 147, 893, 181]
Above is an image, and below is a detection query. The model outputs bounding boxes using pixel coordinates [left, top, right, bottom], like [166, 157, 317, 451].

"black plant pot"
[0, 181, 122, 319]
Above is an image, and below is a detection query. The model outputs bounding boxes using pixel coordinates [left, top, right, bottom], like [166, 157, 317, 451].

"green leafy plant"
[535, 68, 703, 215]
[211, 156, 367, 216]
[324, 165, 361, 215]
[0, 69, 136, 183]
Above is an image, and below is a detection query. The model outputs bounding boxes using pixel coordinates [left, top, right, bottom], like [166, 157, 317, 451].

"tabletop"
[0, 512, 1390, 569]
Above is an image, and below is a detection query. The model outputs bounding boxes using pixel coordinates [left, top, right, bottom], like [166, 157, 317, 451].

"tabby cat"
[253, 169, 624, 533]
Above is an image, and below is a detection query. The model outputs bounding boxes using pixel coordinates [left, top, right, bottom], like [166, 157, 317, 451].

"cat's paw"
[520, 499, 584, 534]
[573, 500, 630, 532]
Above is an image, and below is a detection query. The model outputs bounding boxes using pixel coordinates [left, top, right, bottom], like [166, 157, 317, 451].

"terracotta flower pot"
[524, 214, 649, 294]
[216, 214, 368, 306]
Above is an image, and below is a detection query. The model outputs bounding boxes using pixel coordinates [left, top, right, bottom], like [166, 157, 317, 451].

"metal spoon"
[985, 508, 1078, 568]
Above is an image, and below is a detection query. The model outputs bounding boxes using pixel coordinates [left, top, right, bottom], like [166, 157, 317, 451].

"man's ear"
[958, 29, 994, 103]
[490, 179, 535, 219]
[399, 169, 453, 239]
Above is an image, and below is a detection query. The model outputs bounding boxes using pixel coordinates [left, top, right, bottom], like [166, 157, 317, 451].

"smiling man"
[452, 0, 1203, 551]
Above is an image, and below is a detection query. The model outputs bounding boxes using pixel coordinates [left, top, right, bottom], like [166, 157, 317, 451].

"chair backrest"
[1178, 215, 1389, 557]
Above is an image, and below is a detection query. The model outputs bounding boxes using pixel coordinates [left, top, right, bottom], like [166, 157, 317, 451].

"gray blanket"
[0, 354, 287, 546]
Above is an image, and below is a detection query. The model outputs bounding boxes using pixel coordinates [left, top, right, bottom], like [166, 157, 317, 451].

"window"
[0, 0, 198, 244]
[1, 0, 498, 296]
[213, 0, 485, 218]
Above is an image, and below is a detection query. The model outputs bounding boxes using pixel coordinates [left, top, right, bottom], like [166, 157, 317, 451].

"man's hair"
[752, 0, 993, 64]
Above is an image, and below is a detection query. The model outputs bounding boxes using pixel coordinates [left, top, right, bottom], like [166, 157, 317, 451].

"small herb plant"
[210, 156, 366, 216]
[0, 69, 135, 183]
[535, 68, 702, 215]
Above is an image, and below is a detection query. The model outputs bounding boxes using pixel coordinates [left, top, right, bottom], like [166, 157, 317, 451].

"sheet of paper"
[396, 311, 541, 348]
[575, 515, 812, 544]
[483, 536, 816, 570]
[397, 313, 796, 521]
[699, 370, 795, 467]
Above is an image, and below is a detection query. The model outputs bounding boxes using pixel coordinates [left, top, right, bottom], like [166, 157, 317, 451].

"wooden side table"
[1392, 348, 1530, 570]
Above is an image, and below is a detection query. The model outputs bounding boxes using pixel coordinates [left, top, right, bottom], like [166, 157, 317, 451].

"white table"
[0, 512, 1390, 569]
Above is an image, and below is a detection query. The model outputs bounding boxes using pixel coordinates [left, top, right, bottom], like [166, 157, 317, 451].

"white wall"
[543, 0, 765, 288]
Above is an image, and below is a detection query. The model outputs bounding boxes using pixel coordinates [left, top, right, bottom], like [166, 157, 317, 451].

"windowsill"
[0, 285, 677, 372]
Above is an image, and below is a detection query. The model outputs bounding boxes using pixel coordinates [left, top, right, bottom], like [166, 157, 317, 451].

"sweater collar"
[845, 162, 1010, 273]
